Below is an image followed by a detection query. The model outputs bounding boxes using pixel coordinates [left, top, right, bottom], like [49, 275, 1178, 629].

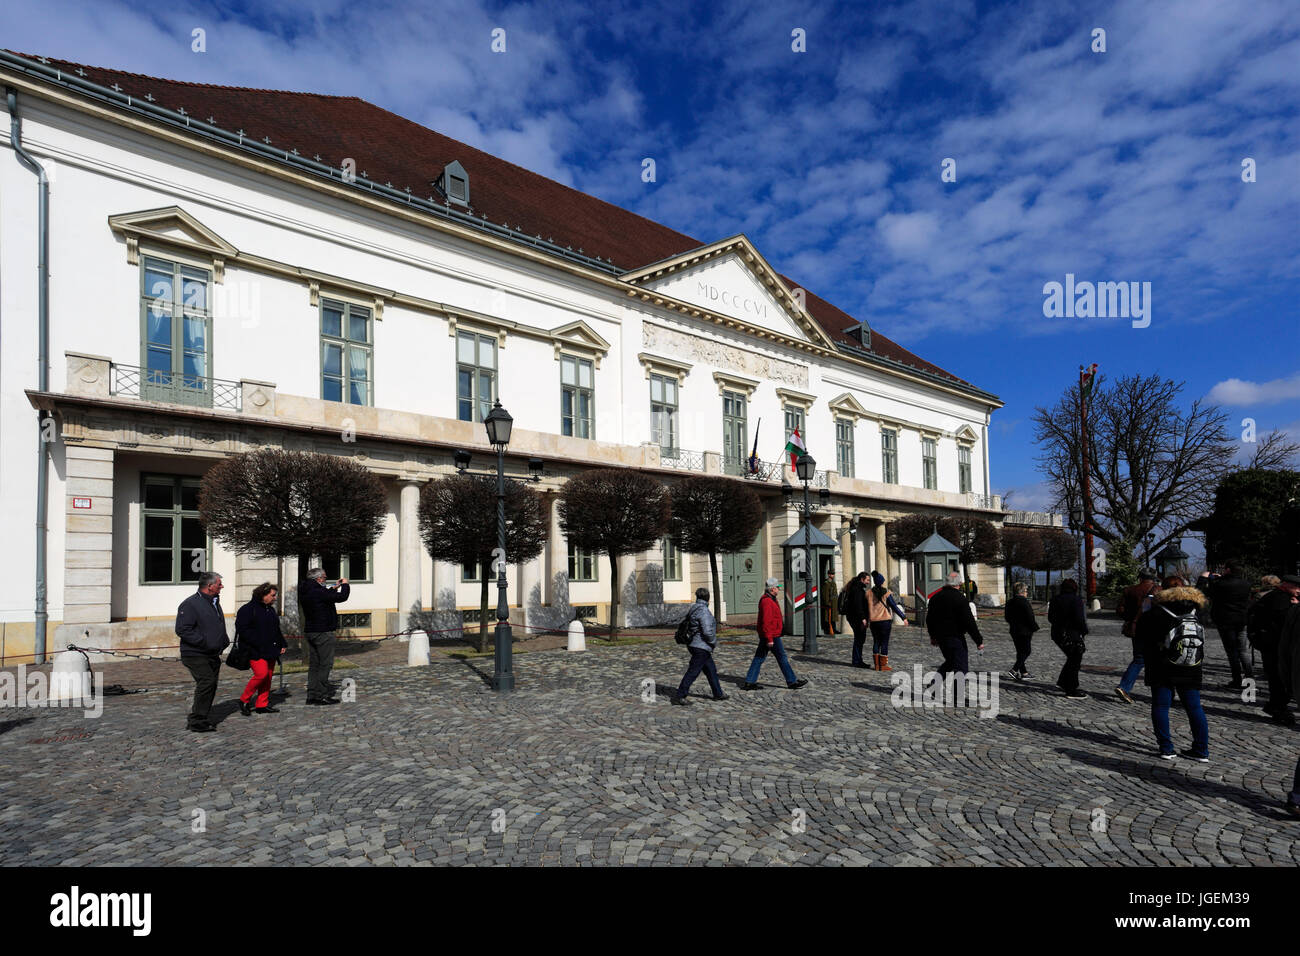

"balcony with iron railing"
[111, 362, 243, 411]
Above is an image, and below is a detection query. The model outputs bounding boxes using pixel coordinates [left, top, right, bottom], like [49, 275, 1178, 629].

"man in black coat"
[844, 571, 871, 668]
[1248, 575, 1299, 724]
[299, 567, 350, 704]
[176, 571, 229, 732]
[926, 572, 984, 678]
[1003, 581, 1038, 680]
[1208, 564, 1253, 689]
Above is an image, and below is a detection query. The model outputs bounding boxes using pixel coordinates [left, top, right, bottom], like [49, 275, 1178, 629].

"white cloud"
[1205, 373, 1300, 406]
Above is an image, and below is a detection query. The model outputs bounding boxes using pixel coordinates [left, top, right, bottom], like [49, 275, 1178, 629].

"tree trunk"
[709, 550, 722, 626]
[478, 557, 490, 653]
[1045, 566, 1052, 599]
[608, 553, 620, 642]
[296, 551, 312, 628]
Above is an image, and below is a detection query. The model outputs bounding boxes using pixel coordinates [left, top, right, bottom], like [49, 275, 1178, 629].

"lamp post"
[483, 399, 514, 693]
[1069, 505, 1084, 596]
[795, 453, 820, 653]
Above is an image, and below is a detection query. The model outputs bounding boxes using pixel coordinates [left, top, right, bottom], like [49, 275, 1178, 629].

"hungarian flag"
[792, 584, 818, 610]
[1080, 363, 1099, 404]
[784, 428, 806, 470]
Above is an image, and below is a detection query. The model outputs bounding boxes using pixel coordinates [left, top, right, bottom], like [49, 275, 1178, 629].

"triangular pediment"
[621, 236, 835, 349]
[550, 320, 611, 353]
[108, 206, 240, 258]
[828, 392, 871, 421]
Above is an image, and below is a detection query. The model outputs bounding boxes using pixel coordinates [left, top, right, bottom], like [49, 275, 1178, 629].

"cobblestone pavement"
[1, 615, 1297, 866]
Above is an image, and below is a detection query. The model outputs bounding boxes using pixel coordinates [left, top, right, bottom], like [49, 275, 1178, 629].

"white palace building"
[0, 51, 1005, 661]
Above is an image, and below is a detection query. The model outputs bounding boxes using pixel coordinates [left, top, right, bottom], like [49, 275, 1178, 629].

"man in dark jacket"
[1048, 578, 1090, 699]
[926, 572, 984, 679]
[299, 567, 349, 705]
[1208, 564, 1253, 689]
[1248, 574, 1298, 724]
[844, 571, 871, 668]
[1138, 576, 1209, 761]
[1003, 582, 1038, 681]
[1115, 569, 1160, 702]
[176, 571, 229, 732]
[673, 588, 726, 705]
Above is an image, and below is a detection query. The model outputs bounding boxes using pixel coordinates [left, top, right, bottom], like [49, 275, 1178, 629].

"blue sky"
[7, 0, 1299, 524]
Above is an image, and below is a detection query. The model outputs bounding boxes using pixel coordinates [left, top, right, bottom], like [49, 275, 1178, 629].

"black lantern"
[781, 480, 794, 508]
[484, 399, 512, 449]
[454, 449, 472, 473]
[528, 457, 544, 480]
[795, 452, 816, 482]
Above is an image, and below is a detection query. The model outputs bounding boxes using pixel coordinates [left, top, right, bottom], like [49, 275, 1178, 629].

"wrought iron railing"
[659, 448, 705, 472]
[111, 363, 241, 411]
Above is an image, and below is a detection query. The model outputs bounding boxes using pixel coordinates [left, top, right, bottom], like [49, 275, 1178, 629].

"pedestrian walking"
[925, 572, 984, 681]
[741, 578, 808, 690]
[299, 567, 349, 705]
[235, 582, 288, 715]
[1115, 569, 1160, 703]
[176, 571, 229, 733]
[845, 571, 871, 668]
[867, 570, 908, 672]
[1047, 578, 1089, 699]
[1247, 574, 1298, 724]
[823, 569, 839, 635]
[1003, 581, 1038, 680]
[673, 587, 726, 704]
[1208, 564, 1254, 689]
[1137, 575, 1210, 761]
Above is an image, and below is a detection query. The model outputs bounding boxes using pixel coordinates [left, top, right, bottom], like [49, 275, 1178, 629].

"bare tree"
[199, 449, 388, 622]
[1245, 429, 1300, 471]
[936, 516, 1000, 587]
[1000, 526, 1044, 597]
[558, 469, 671, 641]
[669, 476, 764, 623]
[1038, 528, 1079, 595]
[885, 513, 940, 561]
[417, 474, 548, 651]
[1033, 373, 1235, 558]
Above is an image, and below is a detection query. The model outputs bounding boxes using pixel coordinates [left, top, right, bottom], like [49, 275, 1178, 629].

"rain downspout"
[8, 88, 50, 665]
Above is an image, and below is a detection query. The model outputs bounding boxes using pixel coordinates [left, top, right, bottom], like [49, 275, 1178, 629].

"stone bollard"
[567, 619, 586, 652]
[49, 649, 92, 702]
[407, 630, 430, 667]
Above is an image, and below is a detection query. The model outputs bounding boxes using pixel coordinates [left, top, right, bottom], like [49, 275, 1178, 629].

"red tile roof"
[16, 53, 984, 394]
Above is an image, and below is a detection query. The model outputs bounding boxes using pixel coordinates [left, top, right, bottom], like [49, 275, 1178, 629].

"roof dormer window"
[438, 160, 470, 206]
[845, 320, 871, 350]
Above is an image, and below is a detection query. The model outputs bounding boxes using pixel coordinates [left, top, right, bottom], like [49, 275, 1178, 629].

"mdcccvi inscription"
[696, 281, 771, 320]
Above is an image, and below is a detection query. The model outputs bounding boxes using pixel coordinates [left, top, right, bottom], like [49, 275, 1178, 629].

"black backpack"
[674, 606, 697, 645]
[1158, 605, 1204, 667]
[837, 586, 850, 617]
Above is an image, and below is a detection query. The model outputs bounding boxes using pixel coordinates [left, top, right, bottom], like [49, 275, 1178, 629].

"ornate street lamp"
[484, 400, 514, 693]
[795, 453, 819, 654]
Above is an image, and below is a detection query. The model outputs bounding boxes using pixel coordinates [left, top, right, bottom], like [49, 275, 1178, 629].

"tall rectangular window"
[321, 298, 372, 405]
[835, 418, 855, 478]
[457, 330, 496, 422]
[650, 374, 677, 454]
[662, 536, 682, 581]
[784, 404, 805, 442]
[922, 437, 938, 490]
[568, 542, 598, 581]
[141, 474, 207, 584]
[462, 557, 481, 582]
[722, 390, 748, 475]
[560, 355, 594, 439]
[141, 256, 212, 406]
[958, 445, 972, 494]
[320, 548, 372, 583]
[881, 428, 898, 484]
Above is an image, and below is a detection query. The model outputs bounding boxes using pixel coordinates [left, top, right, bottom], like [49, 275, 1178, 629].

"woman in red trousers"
[236, 582, 287, 714]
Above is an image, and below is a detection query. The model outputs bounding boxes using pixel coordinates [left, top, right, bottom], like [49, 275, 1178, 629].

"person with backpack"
[1047, 578, 1089, 699]
[867, 570, 907, 671]
[925, 572, 984, 680]
[1003, 581, 1038, 681]
[672, 587, 726, 705]
[844, 571, 871, 668]
[741, 578, 808, 691]
[1137, 575, 1210, 761]
[1115, 569, 1160, 703]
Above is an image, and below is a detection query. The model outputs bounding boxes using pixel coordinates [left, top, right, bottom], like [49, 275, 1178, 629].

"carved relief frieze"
[642, 321, 808, 389]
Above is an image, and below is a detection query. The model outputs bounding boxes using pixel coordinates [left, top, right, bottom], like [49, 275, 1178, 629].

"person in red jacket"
[740, 579, 808, 691]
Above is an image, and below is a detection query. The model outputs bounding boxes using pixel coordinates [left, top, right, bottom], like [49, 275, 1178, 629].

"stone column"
[874, 521, 890, 586]
[546, 494, 567, 608]
[235, 553, 279, 605]
[397, 479, 423, 633]
[520, 553, 542, 614]
[63, 446, 114, 625]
